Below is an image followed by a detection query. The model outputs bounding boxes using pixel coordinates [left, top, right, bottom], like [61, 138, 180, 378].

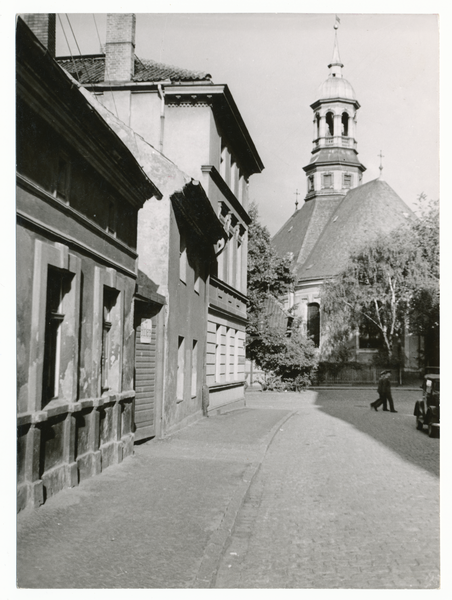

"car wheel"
[416, 417, 424, 431]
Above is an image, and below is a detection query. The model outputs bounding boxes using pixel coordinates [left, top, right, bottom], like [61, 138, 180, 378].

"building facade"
[57, 13, 264, 415]
[16, 17, 161, 510]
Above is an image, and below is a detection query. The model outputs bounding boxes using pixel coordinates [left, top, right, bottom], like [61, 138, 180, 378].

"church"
[271, 24, 421, 372]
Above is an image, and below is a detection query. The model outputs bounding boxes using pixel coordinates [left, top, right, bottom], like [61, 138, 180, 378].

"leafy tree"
[246, 203, 317, 385]
[321, 226, 431, 366]
[407, 196, 439, 366]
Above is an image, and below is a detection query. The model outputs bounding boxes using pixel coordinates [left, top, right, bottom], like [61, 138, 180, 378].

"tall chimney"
[105, 14, 136, 82]
[23, 14, 56, 58]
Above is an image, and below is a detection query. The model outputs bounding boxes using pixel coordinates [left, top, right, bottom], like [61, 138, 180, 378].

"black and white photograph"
[12, 3, 442, 592]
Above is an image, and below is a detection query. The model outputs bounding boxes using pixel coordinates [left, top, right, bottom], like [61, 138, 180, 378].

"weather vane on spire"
[334, 15, 341, 30]
[294, 189, 300, 211]
[378, 150, 385, 178]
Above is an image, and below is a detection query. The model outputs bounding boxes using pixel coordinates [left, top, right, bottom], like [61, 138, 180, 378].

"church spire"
[328, 17, 344, 75]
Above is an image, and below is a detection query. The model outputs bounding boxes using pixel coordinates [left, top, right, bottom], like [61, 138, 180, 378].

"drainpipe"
[158, 84, 165, 153]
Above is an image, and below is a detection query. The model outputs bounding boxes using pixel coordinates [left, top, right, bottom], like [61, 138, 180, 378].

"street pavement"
[16, 388, 440, 589]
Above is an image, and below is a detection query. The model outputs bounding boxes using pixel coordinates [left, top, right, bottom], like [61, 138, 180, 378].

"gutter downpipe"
[158, 83, 165, 153]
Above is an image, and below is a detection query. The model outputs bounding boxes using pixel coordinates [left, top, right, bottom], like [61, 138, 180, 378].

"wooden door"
[134, 314, 158, 441]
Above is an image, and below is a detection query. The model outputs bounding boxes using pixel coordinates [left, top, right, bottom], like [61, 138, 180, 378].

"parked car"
[414, 374, 440, 438]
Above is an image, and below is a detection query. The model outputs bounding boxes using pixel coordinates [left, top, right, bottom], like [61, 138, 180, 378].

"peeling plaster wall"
[17, 93, 142, 512]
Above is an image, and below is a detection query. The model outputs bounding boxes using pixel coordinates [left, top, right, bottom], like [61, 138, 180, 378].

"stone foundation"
[17, 391, 135, 512]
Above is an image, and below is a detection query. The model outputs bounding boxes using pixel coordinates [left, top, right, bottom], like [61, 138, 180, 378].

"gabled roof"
[295, 179, 414, 282]
[56, 54, 211, 84]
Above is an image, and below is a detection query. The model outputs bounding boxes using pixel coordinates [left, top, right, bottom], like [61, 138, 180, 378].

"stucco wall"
[164, 106, 212, 181]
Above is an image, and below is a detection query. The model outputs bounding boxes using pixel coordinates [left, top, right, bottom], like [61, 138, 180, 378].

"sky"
[53, 11, 440, 236]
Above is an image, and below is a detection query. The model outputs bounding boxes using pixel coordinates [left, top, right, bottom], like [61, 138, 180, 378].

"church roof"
[56, 54, 212, 84]
[272, 195, 343, 268]
[317, 75, 356, 101]
[294, 179, 414, 282]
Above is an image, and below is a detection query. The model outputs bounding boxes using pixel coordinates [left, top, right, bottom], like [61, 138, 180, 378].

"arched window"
[325, 112, 334, 137]
[341, 112, 349, 136]
[307, 303, 320, 348]
[316, 113, 320, 138]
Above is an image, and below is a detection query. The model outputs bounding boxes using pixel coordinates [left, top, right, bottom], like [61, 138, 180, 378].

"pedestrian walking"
[370, 370, 397, 412]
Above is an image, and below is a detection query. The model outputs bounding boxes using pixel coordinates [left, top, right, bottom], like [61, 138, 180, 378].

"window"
[101, 287, 118, 393]
[191, 340, 198, 397]
[55, 157, 70, 201]
[316, 113, 320, 138]
[233, 332, 239, 379]
[341, 112, 349, 136]
[325, 112, 334, 136]
[177, 336, 185, 400]
[42, 267, 71, 405]
[194, 261, 201, 294]
[236, 238, 242, 290]
[308, 176, 314, 192]
[179, 237, 187, 284]
[322, 173, 333, 189]
[343, 173, 352, 189]
[307, 303, 320, 348]
[215, 325, 222, 382]
[226, 328, 232, 381]
[359, 320, 381, 349]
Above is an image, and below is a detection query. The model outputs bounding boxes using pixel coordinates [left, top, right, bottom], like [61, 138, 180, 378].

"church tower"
[303, 24, 366, 201]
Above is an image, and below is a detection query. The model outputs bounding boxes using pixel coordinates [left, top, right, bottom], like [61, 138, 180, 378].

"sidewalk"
[17, 402, 294, 589]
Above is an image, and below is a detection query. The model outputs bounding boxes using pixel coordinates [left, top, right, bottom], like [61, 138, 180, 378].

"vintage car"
[414, 374, 440, 438]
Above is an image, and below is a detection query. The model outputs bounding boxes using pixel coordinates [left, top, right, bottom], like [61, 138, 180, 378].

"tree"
[407, 196, 439, 366]
[246, 203, 317, 385]
[321, 225, 433, 366]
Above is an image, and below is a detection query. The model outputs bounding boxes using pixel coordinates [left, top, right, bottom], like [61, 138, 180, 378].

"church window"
[341, 112, 349, 136]
[359, 320, 381, 350]
[307, 303, 320, 348]
[343, 173, 352, 189]
[322, 173, 333, 189]
[316, 113, 320, 138]
[308, 175, 314, 192]
[326, 112, 334, 136]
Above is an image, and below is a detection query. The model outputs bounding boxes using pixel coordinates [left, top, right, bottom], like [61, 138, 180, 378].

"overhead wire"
[57, 13, 81, 81]
[65, 14, 91, 83]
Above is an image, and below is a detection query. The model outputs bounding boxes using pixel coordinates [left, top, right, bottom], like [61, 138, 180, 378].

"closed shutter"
[134, 317, 157, 440]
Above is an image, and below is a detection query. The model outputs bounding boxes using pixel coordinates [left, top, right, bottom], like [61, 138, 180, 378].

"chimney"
[23, 14, 56, 58]
[105, 14, 136, 82]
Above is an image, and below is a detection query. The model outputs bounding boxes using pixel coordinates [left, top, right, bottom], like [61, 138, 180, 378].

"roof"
[304, 147, 366, 172]
[295, 179, 415, 282]
[271, 195, 343, 269]
[56, 54, 212, 84]
[317, 75, 356, 101]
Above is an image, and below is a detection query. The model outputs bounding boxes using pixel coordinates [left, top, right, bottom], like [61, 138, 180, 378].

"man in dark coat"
[371, 370, 397, 412]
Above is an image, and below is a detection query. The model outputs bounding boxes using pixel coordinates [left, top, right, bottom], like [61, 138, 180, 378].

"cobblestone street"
[215, 390, 440, 588]
[16, 389, 440, 589]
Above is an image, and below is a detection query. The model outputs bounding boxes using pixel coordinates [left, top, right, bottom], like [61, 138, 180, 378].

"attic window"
[287, 226, 293, 233]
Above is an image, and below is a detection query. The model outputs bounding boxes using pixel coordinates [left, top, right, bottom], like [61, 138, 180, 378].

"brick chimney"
[23, 14, 56, 58]
[105, 14, 136, 82]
